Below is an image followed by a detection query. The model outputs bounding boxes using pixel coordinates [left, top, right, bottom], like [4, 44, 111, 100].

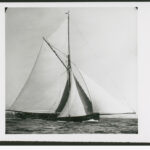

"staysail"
[74, 75, 93, 114]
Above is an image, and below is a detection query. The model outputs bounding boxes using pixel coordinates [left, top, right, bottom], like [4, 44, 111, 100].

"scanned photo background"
[5, 7, 137, 134]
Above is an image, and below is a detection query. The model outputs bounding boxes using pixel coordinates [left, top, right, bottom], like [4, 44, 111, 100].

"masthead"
[65, 11, 70, 15]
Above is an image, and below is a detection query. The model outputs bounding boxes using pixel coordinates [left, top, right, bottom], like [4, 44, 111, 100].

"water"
[6, 114, 138, 134]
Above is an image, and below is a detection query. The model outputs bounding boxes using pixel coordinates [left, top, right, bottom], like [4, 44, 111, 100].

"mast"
[66, 11, 71, 84]
[66, 11, 71, 116]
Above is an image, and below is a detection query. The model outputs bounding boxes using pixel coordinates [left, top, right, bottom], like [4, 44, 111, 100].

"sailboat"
[8, 11, 134, 122]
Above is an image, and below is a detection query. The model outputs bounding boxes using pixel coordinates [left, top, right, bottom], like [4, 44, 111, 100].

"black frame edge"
[0, 141, 150, 145]
[1, 0, 150, 2]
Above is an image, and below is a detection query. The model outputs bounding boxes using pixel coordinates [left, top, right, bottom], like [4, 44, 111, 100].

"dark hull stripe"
[13, 111, 100, 122]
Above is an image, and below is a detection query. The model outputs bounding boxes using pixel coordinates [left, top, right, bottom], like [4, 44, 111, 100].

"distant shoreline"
[100, 114, 137, 118]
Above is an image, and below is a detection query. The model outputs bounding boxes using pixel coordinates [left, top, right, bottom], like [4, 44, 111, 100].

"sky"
[6, 7, 137, 111]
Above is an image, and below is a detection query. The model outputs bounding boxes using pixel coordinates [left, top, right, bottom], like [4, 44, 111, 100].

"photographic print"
[5, 7, 138, 134]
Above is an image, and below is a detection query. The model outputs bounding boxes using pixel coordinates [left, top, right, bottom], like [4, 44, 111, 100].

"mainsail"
[10, 12, 134, 118]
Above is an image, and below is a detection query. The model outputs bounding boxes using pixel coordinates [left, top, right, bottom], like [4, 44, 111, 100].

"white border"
[1, 2, 150, 143]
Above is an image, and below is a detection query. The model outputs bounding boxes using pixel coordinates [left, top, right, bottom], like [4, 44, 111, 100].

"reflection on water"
[6, 115, 138, 134]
